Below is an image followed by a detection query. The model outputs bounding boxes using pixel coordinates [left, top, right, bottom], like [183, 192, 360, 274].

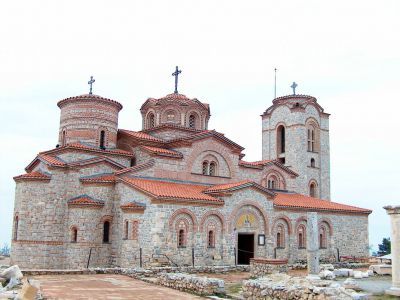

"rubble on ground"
[0, 265, 41, 300]
[242, 273, 369, 300]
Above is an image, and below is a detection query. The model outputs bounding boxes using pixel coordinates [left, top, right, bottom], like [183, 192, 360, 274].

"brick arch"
[229, 200, 269, 235]
[99, 215, 113, 224]
[199, 210, 226, 233]
[272, 215, 293, 235]
[186, 143, 235, 178]
[318, 218, 333, 236]
[295, 216, 307, 229]
[186, 110, 202, 129]
[262, 169, 286, 189]
[168, 208, 198, 232]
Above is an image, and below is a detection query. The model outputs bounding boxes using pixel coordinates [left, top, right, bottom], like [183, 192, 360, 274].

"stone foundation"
[156, 273, 224, 296]
[242, 273, 363, 300]
[250, 258, 288, 277]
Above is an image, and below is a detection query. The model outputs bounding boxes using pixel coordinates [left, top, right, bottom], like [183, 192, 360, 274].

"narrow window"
[277, 232, 282, 248]
[308, 129, 312, 151]
[311, 130, 315, 151]
[103, 221, 110, 243]
[209, 162, 216, 176]
[267, 180, 271, 188]
[319, 227, 327, 249]
[14, 216, 19, 241]
[208, 230, 215, 248]
[298, 226, 306, 249]
[276, 225, 285, 248]
[298, 232, 303, 248]
[189, 114, 196, 128]
[130, 157, 136, 167]
[202, 161, 209, 175]
[132, 220, 139, 240]
[277, 125, 285, 154]
[310, 183, 316, 197]
[124, 221, 129, 240]
[148, 113, 155, 128]
[99, 130, 105, 149]
[178, 229, 185, 247]
[310, 158, 315, 168]
[71, 227, 78, 243]
[62, 130, 66, 146]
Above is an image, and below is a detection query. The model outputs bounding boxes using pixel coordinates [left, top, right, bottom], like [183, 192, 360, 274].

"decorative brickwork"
[10, 90, 371, 269]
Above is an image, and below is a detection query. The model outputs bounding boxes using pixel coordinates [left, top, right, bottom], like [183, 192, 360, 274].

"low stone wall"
[250, 258, 288, 277]
[156, 273, 225, 296]
[242, 274, 362, 300]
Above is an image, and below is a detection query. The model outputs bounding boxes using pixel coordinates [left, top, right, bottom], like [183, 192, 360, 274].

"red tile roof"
[39, 154, 66, 166]
[40, 142, 133, 157]
[57, 94, 123, 110]
[118, 129, 165, 143]
[140, 146, 183, 158]
[80, 174, 116, 183]
[274, 193, 372, 214]
[205, 180, 275, 197]
[121, 177, 223, 204]
[115, 160, 155, 176]
[120, 201, 146, 211]
[239, 159, 299, 176]
[14, 171, 51, 181]
[67, 195, 105, 207]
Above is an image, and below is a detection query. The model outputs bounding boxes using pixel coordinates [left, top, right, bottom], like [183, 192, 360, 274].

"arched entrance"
[231, 203, 268, 265]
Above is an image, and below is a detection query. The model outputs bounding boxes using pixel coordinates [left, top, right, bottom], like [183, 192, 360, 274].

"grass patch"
[226, 283, 242, 295]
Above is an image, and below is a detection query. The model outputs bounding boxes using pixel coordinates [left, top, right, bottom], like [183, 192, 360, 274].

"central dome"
[140, 93, 210, 131]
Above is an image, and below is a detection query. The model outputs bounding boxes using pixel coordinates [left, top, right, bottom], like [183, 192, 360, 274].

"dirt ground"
[32, 274, 202, 300]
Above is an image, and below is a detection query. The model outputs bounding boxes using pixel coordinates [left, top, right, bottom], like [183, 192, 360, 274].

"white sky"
[1, 0, 399, 252]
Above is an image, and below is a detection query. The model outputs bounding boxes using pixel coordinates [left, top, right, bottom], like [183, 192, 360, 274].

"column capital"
[383, 205, 400, 215]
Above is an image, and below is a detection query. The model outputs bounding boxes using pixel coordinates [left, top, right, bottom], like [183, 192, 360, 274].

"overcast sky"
[1, 1, 399, 252]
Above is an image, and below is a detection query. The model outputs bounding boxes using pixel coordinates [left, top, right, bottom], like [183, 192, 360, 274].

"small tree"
[0, 243, 10, 256]
[377, 237, 391, 256]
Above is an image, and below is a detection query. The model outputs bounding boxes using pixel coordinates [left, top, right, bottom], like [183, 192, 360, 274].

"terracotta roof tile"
[80, 174, 116, 183]
[14, 171, 51, 181]
[57, 94, 123, 110]
[140, 146, 183, 158]
[39, 154, 67, 166]
[205, 180, 276, 197]
[121, 177, 223, 204]
[118, 129, 165, 143]
[39, 142, 133, 157]
[239, 160, 274, 167]
[68, 195, 105, 207]
[274, 193, 372, 214]
[120, 201, 146, 211]
[239, 159, 299, 176]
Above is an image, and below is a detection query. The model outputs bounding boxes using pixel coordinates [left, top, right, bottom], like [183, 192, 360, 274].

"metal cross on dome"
[88, 76, 95, 95]
[172, 66, 182, 94]
[291, 82, 298, 95]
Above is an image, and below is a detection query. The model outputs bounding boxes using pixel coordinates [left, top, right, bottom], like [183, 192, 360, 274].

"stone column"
[384, 205, 400, 296]
[307, 212, 320, 278]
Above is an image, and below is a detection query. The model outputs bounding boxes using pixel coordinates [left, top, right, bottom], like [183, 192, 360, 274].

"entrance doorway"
[237, 233, 254, 265]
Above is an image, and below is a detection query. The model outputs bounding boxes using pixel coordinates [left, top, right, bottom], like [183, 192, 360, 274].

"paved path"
[32, 274, 203, 300]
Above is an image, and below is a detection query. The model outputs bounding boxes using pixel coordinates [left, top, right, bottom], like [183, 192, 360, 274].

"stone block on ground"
[0, 266, 23, 281]
[318, 269, 336, 280]
[369, 264, 392, 275]
[353, 271, 363, 279]
[343, 278, 361, 291]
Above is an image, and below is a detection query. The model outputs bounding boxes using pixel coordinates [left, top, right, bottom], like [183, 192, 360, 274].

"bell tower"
[261, 87, 331, 200]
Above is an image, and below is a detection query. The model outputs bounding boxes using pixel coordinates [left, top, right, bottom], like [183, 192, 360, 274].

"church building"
[10, 74, 371, 269]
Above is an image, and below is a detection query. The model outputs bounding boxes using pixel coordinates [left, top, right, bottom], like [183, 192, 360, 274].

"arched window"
[178, 229, 186, 247]
[208, 230, 215, 248]
[62, 130, 66, 146]
[276, 224, 285, 248]
[277, 125, 285, 154]
[124, 221, 129, 240]
[308, 128, 315, 152]
[147, 113, 155, 128]
[103, 221, 110, 243]
[14, 216, 19, 241]
[132, 220, 139, 240]
[202, 161, 209, 175]
[130, 157, 136, 167]
[310, 158, 315, 168]
[309, 182, 317, 198]
[319, 226, 327, 249]
[71, 227, 78, 243]
[298, 225, 306, 249]
[209, 162, 216, 176]
[99, 130, 105, 149]
[189, 114, 196, 129]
